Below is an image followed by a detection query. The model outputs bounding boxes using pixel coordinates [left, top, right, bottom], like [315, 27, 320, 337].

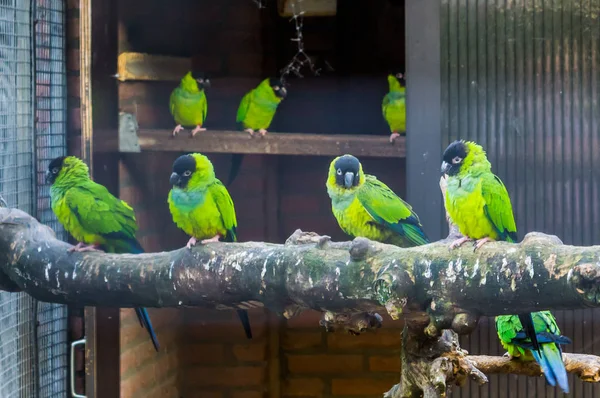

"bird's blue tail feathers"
[531, 343, 569, 393]
[135, 307, 160, 352]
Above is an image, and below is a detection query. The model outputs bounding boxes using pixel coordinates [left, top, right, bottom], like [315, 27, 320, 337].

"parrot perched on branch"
[169, 70, 210, 137]
[441, 140, 569, 391]
[382, 71, 406, 143]
[167, 153, 252, 339]
[495, 311, 571, 393]
[326, 154, 430, 248]
[228, 77, 287, 186]
[46, 155, 160, 352]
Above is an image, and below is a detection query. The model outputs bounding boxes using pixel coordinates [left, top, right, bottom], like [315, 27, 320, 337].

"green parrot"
[227, 78, 287, 186]
[167, 153, 252, 340]
[326, 154, 430, 247]
[46, 155, 160, 351]
[169, 70, 210, 137]
[495, 311, 571, 392]
[441, 139, 568, 390]
[382, 71, 406, 143]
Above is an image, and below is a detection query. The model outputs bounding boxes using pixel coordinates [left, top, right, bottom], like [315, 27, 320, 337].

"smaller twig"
[280, 0, 321, 80]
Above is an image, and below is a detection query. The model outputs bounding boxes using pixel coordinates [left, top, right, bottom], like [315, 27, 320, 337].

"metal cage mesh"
[0, 0, 68, 397]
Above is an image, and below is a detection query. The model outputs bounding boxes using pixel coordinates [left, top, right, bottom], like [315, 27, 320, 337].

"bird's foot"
[449, 236, 473, 250]
[244, 128, 255, 137]
[172, 124, 184, 137]
[68, 242, 102, 252]
[258, 129, 268, 137]
[389, 132, 400, 143]
[190, 125, 207, 137]
[185, 237, 198, 249]
[474, 237, 495, 251]
[201, 235, 221, 244]
[502, 351, 515, 360]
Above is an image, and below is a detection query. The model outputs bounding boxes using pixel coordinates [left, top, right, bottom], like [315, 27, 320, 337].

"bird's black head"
[333, 155, 361, 189]
[441, 140, 467, 176]
[391, 70, 406, 86]
[269, 77, 287, 99]
[192, 70, 210, 90]
[170, 154, 196, 188]
[45, 156, 66, 184]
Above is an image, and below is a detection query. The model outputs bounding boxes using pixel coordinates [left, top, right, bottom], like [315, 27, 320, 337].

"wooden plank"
[116, 52, 191, 82]
[96, 129, 406, 158]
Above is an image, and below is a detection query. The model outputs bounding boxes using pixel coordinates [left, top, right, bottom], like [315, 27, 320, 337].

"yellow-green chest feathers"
[170, 72, 208, 127]
[382, 74, 406, 133]
[236, 78, 286, 130]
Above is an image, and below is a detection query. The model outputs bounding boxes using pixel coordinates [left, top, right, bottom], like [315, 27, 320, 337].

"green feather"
[236, 78, 282, 130]
[170, 72, 208, 127]
[382, 75, 406, 133]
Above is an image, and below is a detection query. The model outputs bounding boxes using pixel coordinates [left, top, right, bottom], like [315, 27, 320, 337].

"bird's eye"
[396, 73, 403, 78]
[336, 169, 342, 175]
[452, 156, 462, 164]
[183, 170, 192, 176]
[52, 168, 59, 174]
[273, 86, 279, 91]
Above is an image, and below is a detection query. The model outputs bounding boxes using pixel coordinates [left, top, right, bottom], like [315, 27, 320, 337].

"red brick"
[67, 0, 78, 9]
[68, 17, 79, 40]
[67, 76, 80, 98]
[368, 356, 401, 372]
[232, 343, 266, 362]
[327, 330, 402, 350]
[67, 49, 80, 72]
[184, 344, 225, 365]
[185, 392, 224, 398]
[69, 107, 81, 130]
[282, 331, 323, 351]
[231, 391, 264, 398]
[286, 310, 323, 329]
[283, 377, 324, 397]
[185, 366, 266, 387]
[331, 378, 398, 396]
[287, 354, 363, 374]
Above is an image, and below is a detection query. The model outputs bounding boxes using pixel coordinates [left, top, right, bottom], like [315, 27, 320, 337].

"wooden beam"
[116, 52, 191, 82]
[95, 129, 406, 158]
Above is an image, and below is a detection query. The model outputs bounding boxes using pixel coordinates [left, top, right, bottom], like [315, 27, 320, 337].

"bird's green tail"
[227, 154, 244, 187]
[531, 342, 569, 393]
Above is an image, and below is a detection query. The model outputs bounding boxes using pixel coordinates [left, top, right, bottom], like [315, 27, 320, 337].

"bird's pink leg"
[201, 235, 221, 244]
[258, 129, 268, 137]
[68, 242, 102, 252]
[244, 128, 255, 137]
[449, 236, 473, 249]
[186, 237, 197, 249]
[190, 125, 207, 137]
[389, 132, 400, 143]
[474, 237, 495, 251]
[172, 124, 184, 136]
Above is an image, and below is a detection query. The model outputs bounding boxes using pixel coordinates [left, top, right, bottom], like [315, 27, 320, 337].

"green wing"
[210, 180, 238, 242]
[236, 91, 252, 124]
[64, 180, 138, 242]
[481, 173, 518, 242]
[201, 93, 208, 124]
[356, 175, 430, 246]
[169, 88, 180, 117]
[382, 93, 391, 119]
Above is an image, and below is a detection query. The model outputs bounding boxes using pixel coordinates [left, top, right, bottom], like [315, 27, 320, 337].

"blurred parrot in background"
[382, 71, 406, 143]
[167, 153, 252, 339]
[227, 78, 287, 186]
[496, 311, 570, 392]
[326, 154, 430, 247]
[46, 155, 160, 352]
[169, 70, 210, 137]
[440, 139, 567, 389]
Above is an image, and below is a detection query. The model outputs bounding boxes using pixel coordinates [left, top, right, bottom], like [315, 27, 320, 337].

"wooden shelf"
[96, 129, 405, 158]
[117, 52, 190, 82]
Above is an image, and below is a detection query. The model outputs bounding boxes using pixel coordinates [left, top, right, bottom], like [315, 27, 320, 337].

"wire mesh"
[0, 0, 68, 397]
[34, 0, 68, 397]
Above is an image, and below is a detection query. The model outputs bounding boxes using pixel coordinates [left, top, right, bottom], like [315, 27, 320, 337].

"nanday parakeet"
[228, 77, 287, 186]
[495, 311, 571, 392]
[167, 153, 252, 339]
[326, 154, 430, 247]
[169, 71, 210, 137]
[46, 155, 160, 352]
[382, 72, 406, 143]
[441, 140, 569, 391]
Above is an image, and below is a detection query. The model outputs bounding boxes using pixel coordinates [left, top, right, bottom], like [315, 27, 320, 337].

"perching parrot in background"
[167, 153, 252, 339]
[227, 78, 287, 186]
[495, 311, 571, 392]
[326, 154, 430, 247]
[46, 155, 160, 352]
[169, 70, 210, 137]
[382, 71, 406, 143]
[440, 139, 565, 389]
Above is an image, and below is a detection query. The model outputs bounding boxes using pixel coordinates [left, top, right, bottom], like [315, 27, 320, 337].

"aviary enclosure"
[0, 0, 599, 398]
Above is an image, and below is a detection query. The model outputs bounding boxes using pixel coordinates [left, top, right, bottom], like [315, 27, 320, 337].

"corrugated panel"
[441, 1, 600, 397]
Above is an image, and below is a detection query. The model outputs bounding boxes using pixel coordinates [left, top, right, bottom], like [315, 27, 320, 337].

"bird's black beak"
[170, 172, 181, 186]
[278, 87, 287, 99]
[45, 170, 53, 184]
[441, 161, 451, 175]
[198, 79, 210, 88]
[344, 172, 355, 188]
